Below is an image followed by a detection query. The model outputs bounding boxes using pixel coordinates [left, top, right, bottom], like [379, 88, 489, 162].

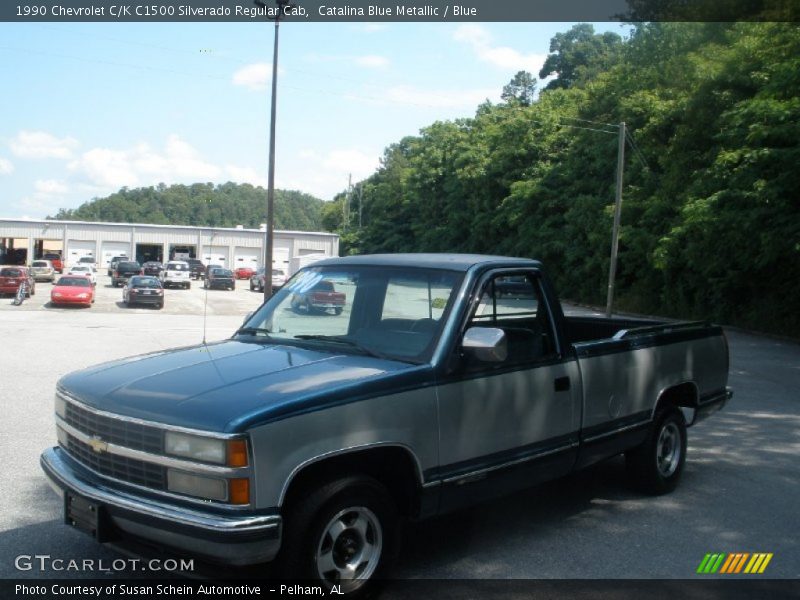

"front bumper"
[40, 447, 282, 566]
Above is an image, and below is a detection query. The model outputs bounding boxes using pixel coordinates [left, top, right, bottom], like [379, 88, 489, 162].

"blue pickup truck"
[41, 254, 731, 592]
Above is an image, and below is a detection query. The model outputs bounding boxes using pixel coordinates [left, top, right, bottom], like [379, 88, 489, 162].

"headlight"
[77, 293, 88, 299]
[167, 470, 227, 501]
[164, 432, 249, 467]
[52, 292, 62, 297]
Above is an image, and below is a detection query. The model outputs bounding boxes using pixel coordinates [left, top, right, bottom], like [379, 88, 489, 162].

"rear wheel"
[626, 407, 687, 495]
[276, 476, 398, 595]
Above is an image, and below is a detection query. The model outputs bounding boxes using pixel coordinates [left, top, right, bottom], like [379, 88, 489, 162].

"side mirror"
[462, 327, 507, 363]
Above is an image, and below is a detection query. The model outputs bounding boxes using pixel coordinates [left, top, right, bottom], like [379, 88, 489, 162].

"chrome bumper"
[40, 447, 281, 566]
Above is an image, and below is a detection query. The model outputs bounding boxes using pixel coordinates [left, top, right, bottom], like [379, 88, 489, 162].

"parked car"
[204, 267, 235, 290]
[0, 265, 35, 296]
[107, 256, 129, 277]
[111, 261, 142, 287]
[187, 259, 206, 280]
[30, 260, 56, 282]
[50, 275, 94, 307]
[41, 254, 732, 592]
[271, 268, 287, 290]
[42, 253, 63, 273]
[65, 265, 97, 286]
[77, 256, 97, 269]
[142, 261, 164, 276]
[290, 279, 346, 315]
[159, 260, 191, 289]
[249, 268, 287, 293]
[249, 267, 265, 292]
[122, 276, 164, 309]
[234, 266, 256, 280]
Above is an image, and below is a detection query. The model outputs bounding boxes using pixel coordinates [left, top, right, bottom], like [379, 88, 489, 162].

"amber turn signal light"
[226, 439, 249, 467]
[229, 478, 250, 505]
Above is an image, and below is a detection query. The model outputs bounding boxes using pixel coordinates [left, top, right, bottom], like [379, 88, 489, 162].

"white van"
[159, 260, 191, 289]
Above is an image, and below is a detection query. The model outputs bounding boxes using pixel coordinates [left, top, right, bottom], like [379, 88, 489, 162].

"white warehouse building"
[0, 218, 339, 273]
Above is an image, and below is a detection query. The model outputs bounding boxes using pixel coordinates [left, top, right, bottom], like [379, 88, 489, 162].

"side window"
[467, 273, 556, 366]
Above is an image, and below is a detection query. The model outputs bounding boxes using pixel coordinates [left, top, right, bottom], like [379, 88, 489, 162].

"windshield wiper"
[235, 327, 273, 337]
[293, 335, 392, 361]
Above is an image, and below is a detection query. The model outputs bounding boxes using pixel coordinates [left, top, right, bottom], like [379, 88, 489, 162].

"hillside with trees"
[324, 22, 800, 337]
[50, 183, 325, 231]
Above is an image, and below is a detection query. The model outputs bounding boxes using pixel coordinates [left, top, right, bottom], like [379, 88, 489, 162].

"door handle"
[554, 376, 570, 392]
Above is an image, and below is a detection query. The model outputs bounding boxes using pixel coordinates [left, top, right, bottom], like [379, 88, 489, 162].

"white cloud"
[224, 165, 267, 188]
[0, 157, 13, 174]
[354, 55, 390, 69]
[274, 148, 380, 200]
[34, 179, 69, 195]
[10, 130, 79, 160]
[69, 135, 222, 191]
[453, 24, 546, 74]
[382, 85, 498, 109]
[232, 63, 272, 91]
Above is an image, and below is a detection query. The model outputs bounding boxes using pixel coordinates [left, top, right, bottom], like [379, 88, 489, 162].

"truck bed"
[563, 315, 664, 344]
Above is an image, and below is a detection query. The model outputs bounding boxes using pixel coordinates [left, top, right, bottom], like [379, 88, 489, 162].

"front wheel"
[626, 407, 687, 495]
[276, 476, 398, 595]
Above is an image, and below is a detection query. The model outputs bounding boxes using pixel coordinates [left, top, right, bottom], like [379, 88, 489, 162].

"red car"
[0, 266, 35, 297]
[234, 266, 256, 280]
[50, 275, 94, 307]
[43, 253, 64, 273]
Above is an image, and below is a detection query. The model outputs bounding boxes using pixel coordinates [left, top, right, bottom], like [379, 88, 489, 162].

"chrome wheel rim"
[656, 422, 681, 477]
[315, 506, 382, 592]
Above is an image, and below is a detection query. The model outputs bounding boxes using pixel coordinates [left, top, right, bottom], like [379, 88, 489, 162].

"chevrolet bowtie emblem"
[88, 436, 108, 454]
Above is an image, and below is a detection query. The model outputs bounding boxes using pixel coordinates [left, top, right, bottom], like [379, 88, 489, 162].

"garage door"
[273, 248, 289, 271]
[66, 240, 95, 267]
[233, 247, 260, 270]
[202, 245, 228, 267]
[101, 242, 131, 267]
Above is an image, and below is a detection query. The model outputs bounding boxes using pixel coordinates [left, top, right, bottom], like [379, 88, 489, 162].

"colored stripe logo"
[697, 553, 773, 574]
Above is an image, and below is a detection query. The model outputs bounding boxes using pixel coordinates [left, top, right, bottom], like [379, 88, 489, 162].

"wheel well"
[282, 447, 422, 518]
[655, 382, 699, 415]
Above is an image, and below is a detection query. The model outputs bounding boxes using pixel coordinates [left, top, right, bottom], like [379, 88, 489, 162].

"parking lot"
[6, 271, 265, 317]
[0, 278, 798, 581]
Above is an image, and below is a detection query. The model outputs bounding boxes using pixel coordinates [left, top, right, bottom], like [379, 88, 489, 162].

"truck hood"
[58, 340, 429, 432]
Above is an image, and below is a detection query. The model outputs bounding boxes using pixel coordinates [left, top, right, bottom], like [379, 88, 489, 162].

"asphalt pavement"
[0, 277, 797, 582]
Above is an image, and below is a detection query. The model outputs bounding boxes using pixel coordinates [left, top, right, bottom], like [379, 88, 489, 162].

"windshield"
[212, 269, 233, 277]
[56, 277, 92, 287]
[32, 261, 49, 268]
[0, 268, 23, 277]
[237, 265, 463, 363]
[131, 277, 161, 288]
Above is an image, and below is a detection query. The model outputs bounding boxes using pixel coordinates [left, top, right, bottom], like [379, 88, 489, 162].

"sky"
[0, 20, 628, 219]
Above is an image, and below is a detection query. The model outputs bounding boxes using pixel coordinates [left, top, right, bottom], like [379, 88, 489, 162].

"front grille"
[65, 433, 166, 490]
[64, 401, 163, 454]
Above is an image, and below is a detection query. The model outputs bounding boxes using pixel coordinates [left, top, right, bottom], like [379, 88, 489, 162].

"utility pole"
[358, 182, 363, 228]
[605, 121, 626, 318]
[343, 173, 352, 231]
[256, 0, 290, 302]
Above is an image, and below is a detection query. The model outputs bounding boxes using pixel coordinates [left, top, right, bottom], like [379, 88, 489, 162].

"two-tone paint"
[40, 254, 731, 566]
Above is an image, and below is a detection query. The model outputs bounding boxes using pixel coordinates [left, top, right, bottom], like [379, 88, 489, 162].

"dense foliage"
[328, 23, 800, 336]
[50, 183, 325, 231]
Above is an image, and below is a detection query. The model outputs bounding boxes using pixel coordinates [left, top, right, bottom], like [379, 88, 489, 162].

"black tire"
[275, 475, 398, 595]
[626, 407, 687, 495]
[334, 307, 343, 316]
[250, 281, 255, 291]
[157, 302, 164, 309]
